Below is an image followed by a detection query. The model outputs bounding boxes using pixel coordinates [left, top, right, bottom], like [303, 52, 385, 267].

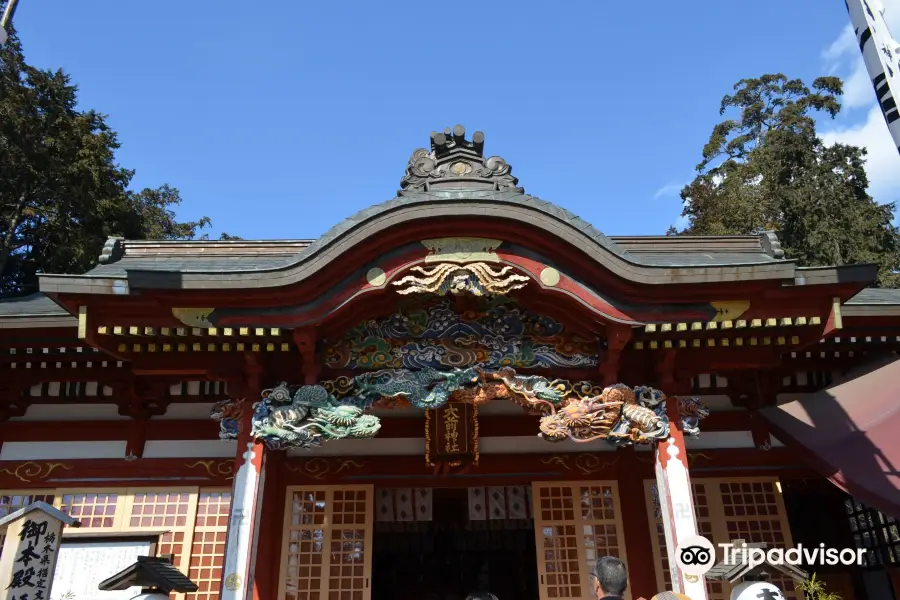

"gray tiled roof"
[79, 229, 783, 276]
[0, 293, 68, 316]
[85, 255, 298, 277]
[846, 288, 900, 305]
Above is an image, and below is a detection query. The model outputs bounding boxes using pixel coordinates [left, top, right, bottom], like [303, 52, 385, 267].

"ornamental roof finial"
[399, 125, 523, 195]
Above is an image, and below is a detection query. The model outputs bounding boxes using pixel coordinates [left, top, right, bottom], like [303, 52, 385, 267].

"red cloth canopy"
[760, 355, 900, 518]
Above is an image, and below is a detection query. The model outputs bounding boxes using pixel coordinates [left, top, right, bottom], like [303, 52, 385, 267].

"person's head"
[592, 556, 628, 598]
[465, 593, 497, 600]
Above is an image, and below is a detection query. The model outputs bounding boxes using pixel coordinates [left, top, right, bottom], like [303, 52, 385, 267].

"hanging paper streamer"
[375, 488, 433, 522]
[469, 486, 532, 521]
[468, 487, 487, 521]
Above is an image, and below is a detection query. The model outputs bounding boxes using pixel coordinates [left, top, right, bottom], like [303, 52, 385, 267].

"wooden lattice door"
[531, 481, 630, 600]
[278, 485, 374, 600]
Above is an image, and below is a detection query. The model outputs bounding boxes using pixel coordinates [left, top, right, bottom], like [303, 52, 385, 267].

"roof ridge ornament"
[399, 125, 524, 195]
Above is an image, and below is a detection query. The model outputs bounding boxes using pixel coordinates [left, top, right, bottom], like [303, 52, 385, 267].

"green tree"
[0, 30, 237, 298]
[671, 74, 900, 287]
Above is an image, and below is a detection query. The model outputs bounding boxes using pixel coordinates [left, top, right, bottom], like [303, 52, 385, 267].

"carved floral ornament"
[210, 365, 710, 451]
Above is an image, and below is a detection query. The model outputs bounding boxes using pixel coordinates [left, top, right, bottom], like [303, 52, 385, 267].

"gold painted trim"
[422, 237, 502, 263]
[77, 307, 87, 339]
[171, 308, 215, 328]
[710, 300, 750, 322]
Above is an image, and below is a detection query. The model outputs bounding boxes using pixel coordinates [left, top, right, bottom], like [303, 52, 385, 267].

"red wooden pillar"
[220, 358, 267, 600]
[655, 399, 708, 600]
[253, 452, 285, 600]
[617, 450, 657, 600]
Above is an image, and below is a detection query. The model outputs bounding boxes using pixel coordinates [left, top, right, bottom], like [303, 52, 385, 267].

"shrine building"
[0, 126, 898, 600]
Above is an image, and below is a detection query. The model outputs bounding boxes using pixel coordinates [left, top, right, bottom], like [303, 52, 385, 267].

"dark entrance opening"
[372, 487, 539, 600]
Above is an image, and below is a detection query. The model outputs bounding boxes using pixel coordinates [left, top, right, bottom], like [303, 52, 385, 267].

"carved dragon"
[251, 383, 381, 451]
[244, 367, 708, 450]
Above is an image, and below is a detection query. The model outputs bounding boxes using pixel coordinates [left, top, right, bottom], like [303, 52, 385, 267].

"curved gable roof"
[37, 126, 875, 293]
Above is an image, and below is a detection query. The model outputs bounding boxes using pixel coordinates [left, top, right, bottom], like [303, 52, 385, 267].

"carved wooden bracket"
[727, 370, 776, 410]
[115, 380, 170, 420]
[219, 353, 263, 404]
[292, 327, 320, 385]
[0, 384, 30, 422]
[598, 323, 633, 385]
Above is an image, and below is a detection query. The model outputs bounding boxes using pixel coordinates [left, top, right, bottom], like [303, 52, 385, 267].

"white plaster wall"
[10, 404, 128, 421]
[684, 430, 755, 449]
[0, 441, 127, 460]
[142, 440, 236, 458]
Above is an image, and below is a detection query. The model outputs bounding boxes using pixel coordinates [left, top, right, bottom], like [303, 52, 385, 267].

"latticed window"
[846, 498, 900, 567]
[0, 487, 230, 600]
[645, 478, 797, 600]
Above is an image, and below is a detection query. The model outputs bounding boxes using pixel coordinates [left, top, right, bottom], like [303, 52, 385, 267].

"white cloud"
[822, 24, 856, 62]
[819, 9, 900, 204]
[653, 181, 686, 200]
[821, 106, 900, 204]
[823, 25, 873, 110]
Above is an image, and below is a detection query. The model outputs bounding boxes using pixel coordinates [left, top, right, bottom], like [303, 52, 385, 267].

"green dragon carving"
[248, 367, 708, 451]
[251, 383, 381, 450]
[352, 366, 481, 409]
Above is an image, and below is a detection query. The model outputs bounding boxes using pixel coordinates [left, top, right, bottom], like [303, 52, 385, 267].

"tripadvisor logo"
[675, 535, 866, 576]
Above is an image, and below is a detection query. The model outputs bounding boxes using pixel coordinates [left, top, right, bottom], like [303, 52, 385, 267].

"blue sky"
[14, 0, 900, 240]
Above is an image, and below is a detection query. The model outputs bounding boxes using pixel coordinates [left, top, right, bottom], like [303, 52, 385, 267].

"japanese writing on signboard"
[426, 401, 477, 465]
[0, 512, 66, 600]
[8, 520, 56, 600]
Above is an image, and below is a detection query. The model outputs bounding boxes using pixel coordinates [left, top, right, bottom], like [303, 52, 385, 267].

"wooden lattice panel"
[645, 482, 726, 600]
[194, 491, 232, 528]
[0, 486, 226, 600]
[186, 530, 228, 600]
[158, 531, 186, 563]
[718, 481, 796, 598]
[279, 486, 373, 600]
[644, 477, 796, 600]
[60, 492, 120, 528]
[186, 491, 232, 600]
[130, 491, 192, 528]
[531, 482, 629, 600]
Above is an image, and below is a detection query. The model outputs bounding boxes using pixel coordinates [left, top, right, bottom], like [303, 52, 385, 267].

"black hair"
[465, 592, 498, 600]
[594, 556, 628, 596]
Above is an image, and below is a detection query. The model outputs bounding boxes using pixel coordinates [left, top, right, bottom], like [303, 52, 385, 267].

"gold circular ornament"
[451, 161, 469, 175]
[540, 267, 561, 287]
[224, 573, 242, 591]
[685, 574, 700, 583]
[366, 268, 387, 287]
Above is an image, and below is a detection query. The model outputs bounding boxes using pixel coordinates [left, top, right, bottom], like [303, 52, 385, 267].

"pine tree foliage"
[0, 30, 238, 297]
[671, 74, 899, 287]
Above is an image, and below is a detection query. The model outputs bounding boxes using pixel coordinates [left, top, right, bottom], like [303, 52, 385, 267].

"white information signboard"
[49, 539, 154, 600]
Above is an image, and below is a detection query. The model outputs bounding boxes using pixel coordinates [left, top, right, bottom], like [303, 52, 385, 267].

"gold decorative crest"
[422, 238, 502, 263]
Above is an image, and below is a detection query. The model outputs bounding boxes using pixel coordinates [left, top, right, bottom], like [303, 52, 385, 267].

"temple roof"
[0, 292, 77, 328]
[2, 125, 876, 294]
[78, 232, 785, 279]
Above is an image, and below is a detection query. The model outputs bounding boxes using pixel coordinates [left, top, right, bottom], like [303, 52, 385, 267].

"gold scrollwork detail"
[687, 452, 711, 468]
[0, 462, 73, 483]
[185, 460, 234, 480]
[286, 458, 365, 480]
[540, 454, 620, 475]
